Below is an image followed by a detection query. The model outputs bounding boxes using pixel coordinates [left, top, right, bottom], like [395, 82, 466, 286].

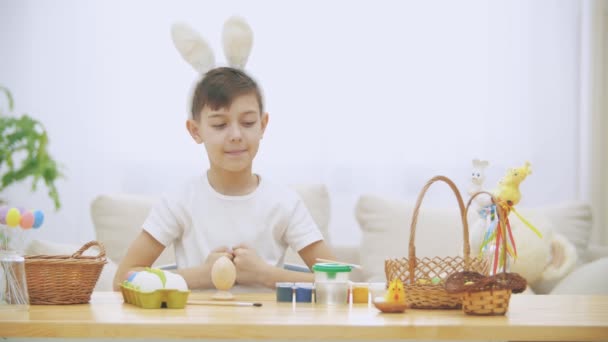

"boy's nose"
[228, 124, 242, 142]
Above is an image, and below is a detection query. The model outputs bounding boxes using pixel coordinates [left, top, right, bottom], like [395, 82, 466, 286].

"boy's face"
[187, 93, 268, 173]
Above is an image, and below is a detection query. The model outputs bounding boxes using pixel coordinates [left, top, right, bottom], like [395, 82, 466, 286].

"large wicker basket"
[25, 241, 107, 305]
[385, 176, 488, 309]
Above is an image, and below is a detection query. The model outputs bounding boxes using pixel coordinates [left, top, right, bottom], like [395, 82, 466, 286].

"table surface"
[0, 292, 607, 341]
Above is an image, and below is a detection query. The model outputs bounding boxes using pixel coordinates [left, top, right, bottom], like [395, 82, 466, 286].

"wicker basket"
[443, 191, 527, 316]
[384, 176, 488, 309]
[25, 241, 107, 305]
[462, 289, 511, 315]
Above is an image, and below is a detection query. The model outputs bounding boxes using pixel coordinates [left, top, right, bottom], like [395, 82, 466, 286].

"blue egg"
[127, 272, 139, 282]
[32, 210, 45, 229]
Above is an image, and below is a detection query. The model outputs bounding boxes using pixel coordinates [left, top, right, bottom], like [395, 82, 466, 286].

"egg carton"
[121, 285, 191, 309]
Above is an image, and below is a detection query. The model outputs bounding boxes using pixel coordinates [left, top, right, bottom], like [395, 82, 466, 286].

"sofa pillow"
[355, 194, 467, 282]
[91, 184, 331, 267]
[90, 193, 175, 266]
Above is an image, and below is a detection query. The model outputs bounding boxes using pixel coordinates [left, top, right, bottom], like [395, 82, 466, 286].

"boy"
[114, 67, 335, 290]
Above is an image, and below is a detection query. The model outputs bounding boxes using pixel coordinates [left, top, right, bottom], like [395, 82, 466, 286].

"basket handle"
[72, 241, 106, 259]
[408, 176, 469, 284]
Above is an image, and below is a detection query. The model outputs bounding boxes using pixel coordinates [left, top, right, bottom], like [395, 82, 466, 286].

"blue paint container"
[294, 283, 313, 303]
[275, 282, 294, 302]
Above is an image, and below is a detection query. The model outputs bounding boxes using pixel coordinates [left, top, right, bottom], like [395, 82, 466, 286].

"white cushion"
[355, 194, 467, 282]
[25, 239, 117, 291]
[550, 257, 608, 295]
[90, 193, 175, 266]
[91, 184, 331, 268]
[355, 194, 588, 286]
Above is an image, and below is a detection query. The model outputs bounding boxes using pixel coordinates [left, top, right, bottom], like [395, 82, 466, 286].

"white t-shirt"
[143, 174, 324, 273]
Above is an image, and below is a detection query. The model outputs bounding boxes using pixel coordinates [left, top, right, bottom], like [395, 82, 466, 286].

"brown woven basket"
[462, 289, 511, 315]
[444, 191, 527, 316]
[385, 176, 488, 309]
[25, 241, 107, 305]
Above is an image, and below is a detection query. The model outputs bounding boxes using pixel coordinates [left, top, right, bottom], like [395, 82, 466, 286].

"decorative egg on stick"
[0, 205, 45, 251]
[211, 256, 236, 300]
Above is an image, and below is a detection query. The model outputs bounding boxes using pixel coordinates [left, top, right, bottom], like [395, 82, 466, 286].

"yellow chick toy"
[493, 161, 532, 207]
[384, 278, 406, 303]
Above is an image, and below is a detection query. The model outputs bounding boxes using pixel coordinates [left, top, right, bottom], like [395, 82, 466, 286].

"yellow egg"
[211, 256, 236, 291]
[6, 208, 21, 227]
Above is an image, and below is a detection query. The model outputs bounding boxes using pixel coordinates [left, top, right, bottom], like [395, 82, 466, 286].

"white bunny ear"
[222, 16, 253, 69]
[171, 22, 215, 74]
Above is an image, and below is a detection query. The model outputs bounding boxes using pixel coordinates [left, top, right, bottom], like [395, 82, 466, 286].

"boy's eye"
[243, 121, 257, 127]
[211, 123, 226, 129]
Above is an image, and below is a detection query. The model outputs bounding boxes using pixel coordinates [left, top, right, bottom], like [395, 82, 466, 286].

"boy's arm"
[232, 240, 336, 288]
[257, 241, 336, 288]
[114, 230, 231, 290]
[297, 240, 336, 269]
[113, 230, 165, 291]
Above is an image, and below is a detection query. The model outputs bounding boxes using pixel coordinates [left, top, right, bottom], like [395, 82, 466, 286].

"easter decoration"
[171, 15, 254, 79]
[384, 176, 488, 309]
[0, 205, 45, 308]
[468, 159, 490, 200]
[373, 278, 408, 313]
[121, 267, 190, 309]
[444, 161, 540, 316]
[480, 162, 542, 275]
[210, 255, 237, 300]
[467, 159, 494, 260]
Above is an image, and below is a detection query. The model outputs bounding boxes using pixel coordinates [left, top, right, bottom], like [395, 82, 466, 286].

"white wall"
[0, 0, 584, 248]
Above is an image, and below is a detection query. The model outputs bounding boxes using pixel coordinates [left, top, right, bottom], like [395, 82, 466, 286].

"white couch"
[25, 184, 608, 295]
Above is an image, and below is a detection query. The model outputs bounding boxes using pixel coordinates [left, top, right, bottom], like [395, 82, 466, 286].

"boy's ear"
[260, 112, 269, 138]
[186, 119, 203, 144]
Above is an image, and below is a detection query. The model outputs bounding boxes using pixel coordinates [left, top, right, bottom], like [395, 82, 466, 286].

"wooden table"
[0, 292, 607, 341]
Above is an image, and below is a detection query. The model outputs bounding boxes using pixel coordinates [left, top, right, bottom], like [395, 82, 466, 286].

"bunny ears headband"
[170, 16, 254, 74]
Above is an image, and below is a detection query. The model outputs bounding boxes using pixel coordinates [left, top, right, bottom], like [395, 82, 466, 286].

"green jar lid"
[312, 263, 352, 273]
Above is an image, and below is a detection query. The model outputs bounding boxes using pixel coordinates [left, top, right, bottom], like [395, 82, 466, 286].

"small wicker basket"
[25, 241, 107, 305]
[444, 192, 527, 316]
[462, 289, 511, 315]
[385, 176, 488, 309]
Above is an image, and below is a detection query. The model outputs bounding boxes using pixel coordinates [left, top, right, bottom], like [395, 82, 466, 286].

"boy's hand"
[232, 244, 270, 286]
[202, 246, 234, 275]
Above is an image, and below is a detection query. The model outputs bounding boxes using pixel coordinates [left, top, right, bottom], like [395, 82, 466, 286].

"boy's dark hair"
[191, 67, 264, 120]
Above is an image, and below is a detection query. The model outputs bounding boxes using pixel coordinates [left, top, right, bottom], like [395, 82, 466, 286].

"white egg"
[211, 256, 236, 290]
[163, 271, 188, 291]
[130, 271, 163, 292]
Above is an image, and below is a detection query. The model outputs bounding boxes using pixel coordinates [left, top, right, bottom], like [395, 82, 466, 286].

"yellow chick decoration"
[493, 161, 532, 207]
[384, 278, 406, 304]
[478, 161, 542, 275]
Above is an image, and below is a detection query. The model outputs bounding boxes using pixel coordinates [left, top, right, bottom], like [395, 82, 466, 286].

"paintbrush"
[187, 300, 262, 307]
[316, 258, 362, 269]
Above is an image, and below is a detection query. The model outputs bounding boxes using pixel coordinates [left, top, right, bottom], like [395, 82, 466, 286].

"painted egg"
[32, 210, 44, 229]
[130, 270, 163, 292]
[20, 211, 35, 229]
[0, 206, 8, 224]
[164, 271, 188, 291]
[127, 271, 138, 282]
[211, 256, 236, 291]
[5, 208, 21, 227]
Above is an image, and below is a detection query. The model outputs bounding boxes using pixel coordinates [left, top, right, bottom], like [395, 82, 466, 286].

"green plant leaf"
[0, 87, 62, 209]
[0, 86, 14, 112]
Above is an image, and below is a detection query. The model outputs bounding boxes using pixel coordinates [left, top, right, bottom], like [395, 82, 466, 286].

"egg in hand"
[211, 256, 236, 291]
